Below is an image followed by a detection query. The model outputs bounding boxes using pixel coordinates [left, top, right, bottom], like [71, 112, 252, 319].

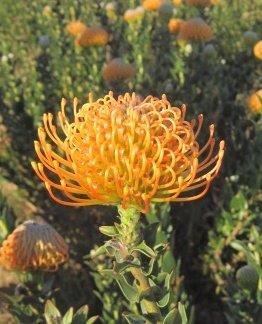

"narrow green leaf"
[115, 274, 139, 303]
[86, 315, 99, 324]
[143, 222, 160, 246]
[114, 259, 140, 273]
[162, 250, 175, 273]
[123, 312, 147, 324]
[157, 292, 170, 308]
[163, 308, 179, 324]
[178, 302, 188, 324]
[99, 225, 118, 237]
[44, 300, 61, 324]
[132, 241, 156, 258]
[62, 307, 74, 324]
[139, 286, 163, 302]
[72, 305, 89, 324]
[88, 245, 106, 259]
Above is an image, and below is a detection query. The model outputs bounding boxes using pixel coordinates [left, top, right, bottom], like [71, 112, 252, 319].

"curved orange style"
[32, 92, 225, 213]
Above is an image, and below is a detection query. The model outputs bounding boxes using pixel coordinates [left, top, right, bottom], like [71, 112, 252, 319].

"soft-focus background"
[0, 0, 261, 323]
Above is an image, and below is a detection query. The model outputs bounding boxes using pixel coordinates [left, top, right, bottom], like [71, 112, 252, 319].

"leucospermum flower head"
[247, 90, 262, 114]
[168, 18, 184, 34]
[102, 58, 135, 82]
[124, 6, 145, 23]
[32, 92, 224, 213]
[142, 0, 163, 11]
[253, 40, 262, 60]
[75, 27, 109, 47]
[177, 17, 213, 42]
[0, 220, 68, 271]
[66, 20, 88, 37]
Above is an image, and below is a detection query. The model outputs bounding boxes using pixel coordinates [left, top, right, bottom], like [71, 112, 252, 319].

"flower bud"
[236, 265, 259, 291]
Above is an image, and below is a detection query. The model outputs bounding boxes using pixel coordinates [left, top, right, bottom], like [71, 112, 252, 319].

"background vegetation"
[0, 0, 261, 323]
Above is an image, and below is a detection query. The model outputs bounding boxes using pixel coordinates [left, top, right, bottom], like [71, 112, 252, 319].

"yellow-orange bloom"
[66, 20, 88, 37]
[168, 18, 184, 34]
[124, 6, 145, 22]
[177, 17, 213, 42]
[173, 0, 182, 5]
[0, 220, 68, 271]
[32, 92, 224, 213]
[75, 27, 109, 47]
[102, 58, 135, 82]
[142, 0, 163, 11]
[247, 90, 262, 114]
[253, 40, 262, 60]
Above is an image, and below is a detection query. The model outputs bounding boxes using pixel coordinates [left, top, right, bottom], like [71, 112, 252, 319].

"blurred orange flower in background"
[0, 220, 68, 271]
[75, 27, 109, 47]
[168, 18, 184, 34]
[66, 20, 88, 37]
[177, 17, 214, 42]
[173, 0, 182, 5]
[32, 92, 224, 213]
[142, 0, 163, 11]
[253, 40, 262, 60]
[247, 90, 262, 114]
[123, 6, 145, 22]
[102, 58, 135, 82]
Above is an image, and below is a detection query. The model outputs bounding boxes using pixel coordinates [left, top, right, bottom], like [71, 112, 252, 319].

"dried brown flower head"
[0, 220, 68, 271]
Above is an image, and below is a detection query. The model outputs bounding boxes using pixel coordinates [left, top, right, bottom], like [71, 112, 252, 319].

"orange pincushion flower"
[32, 92, 224, 213]
[102, 58, 135, 82]
[0, 220, 68, 271]
[143, 0, 163, 11]
[124, 7, 145, 22]
[66, 20, 88, 37]
[253, 40, 262, 60]
[247, 90, 262, 114]
[168, 18, 184, 34]
[75, 27, 109, 47]
[177, 17, 213, 42]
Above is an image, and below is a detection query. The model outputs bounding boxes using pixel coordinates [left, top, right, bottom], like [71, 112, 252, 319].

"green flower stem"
[117, 205, 161, 319]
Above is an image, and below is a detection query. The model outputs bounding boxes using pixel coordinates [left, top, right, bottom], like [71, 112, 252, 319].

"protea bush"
[0, 0, 261, 323]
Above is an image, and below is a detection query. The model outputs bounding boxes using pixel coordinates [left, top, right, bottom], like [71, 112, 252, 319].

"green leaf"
[62, 307, 74, 324]
[123, 312, 147, 324]
[157, 292, 170, 308]
[99, 225, 118, 237]
[143, 222, 160, 246]
[72, 305, 89, 324]
[86, 315, 99, 324]
[139, 286, 163, 302]
[115, 273, 139, 303]
[188, 306, 195, 324]
[162, 249, 175, 273]
[114, 258, 141, 273]
[230, 192, 247, 211]
[178, 302, 188, 324]
[156, 270, 175, 308]
[230, 240, 248, 253]
[132, 241, 156, 258]
[143, 257, 156, 276]
[44, 300, 62, 324]
[163, 308, 179, 324]
[88, 245, 107, 258]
